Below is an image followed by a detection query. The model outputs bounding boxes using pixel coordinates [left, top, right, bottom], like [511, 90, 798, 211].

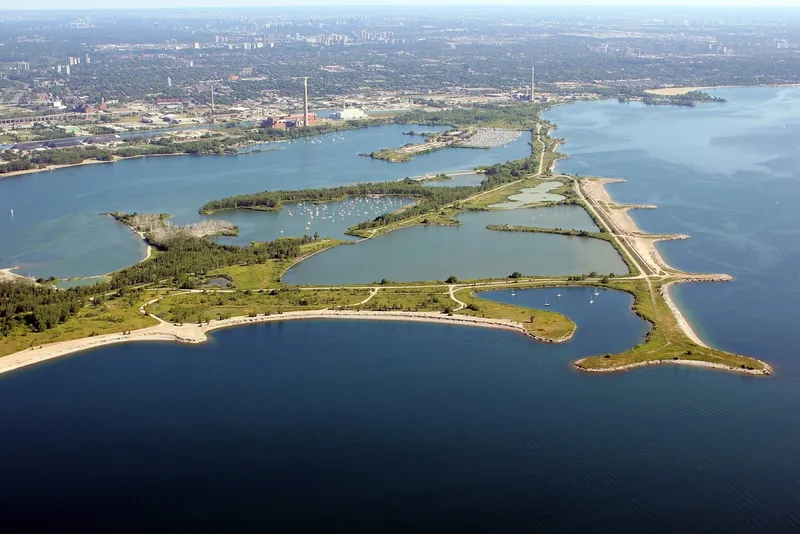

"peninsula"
[0, 104, 770, 377]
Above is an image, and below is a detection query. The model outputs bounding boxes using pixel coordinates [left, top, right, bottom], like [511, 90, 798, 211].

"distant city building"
[65, 65, 71, 75]
[262, 114, 318, 129]
[17, 61, 30, 71]
[167, 76, 172, 87]
[777, 39, 789, 50]
[332, 108, 367, 120]
[84, 54, 91, 64]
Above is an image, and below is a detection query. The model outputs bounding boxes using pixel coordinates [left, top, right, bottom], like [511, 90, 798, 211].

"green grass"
[486, 224, 612, 242]
[0, 290, 160, 357]
[455, 287, 576, 341]
[575, 279, 767, 372]
[212, 239, 349, 288]
[359, 287, 456, 312]
[146, 287, 371, 323]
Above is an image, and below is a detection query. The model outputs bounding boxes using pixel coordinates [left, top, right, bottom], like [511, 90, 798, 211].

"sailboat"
[9, 209, 13, 216]
[556, 292, 561, 298]
[544, 297, 550, 306]
[287, 208, 293, 216]
[511, 290, 516, 296]
[589, 298, 594, 304]
[594, 289, 599, 296]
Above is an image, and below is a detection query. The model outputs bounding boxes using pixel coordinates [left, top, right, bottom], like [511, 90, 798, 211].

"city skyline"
[5, 0, 800, 10]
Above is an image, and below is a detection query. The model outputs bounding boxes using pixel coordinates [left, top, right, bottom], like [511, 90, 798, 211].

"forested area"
[199, 180, 477, 214]
[108, 234, 313, 289]
[200, 150, 541, 234]
[0, 233, 317, 338]
[0, 281, 95, 335]
[397, 105, 542, 129]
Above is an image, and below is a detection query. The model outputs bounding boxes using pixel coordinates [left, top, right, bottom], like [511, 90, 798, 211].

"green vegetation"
[455, 287, 576, 341]
[359, 287, 455, 312]
[0, 284, 160, 357]
[575, 279, 766, 372]
[212, 239, 349, 289]
[364, 148, 413, 162]
[109, 234, 316, 289]
[396, 104, 542, 130]
[146, 288, 370, 324]
[486, 224, 611, 242]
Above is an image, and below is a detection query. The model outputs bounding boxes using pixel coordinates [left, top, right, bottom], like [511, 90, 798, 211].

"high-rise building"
[84, 54, 91, 64]
[65, 65, 71, 75]
[16, 61, 30, 71]
[167, 77, 172, 87]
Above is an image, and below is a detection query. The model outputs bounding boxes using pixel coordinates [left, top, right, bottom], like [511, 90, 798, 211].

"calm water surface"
[544, 86, 800, 372]
[283, 207, 621, 285]
[0, 125, 530, 278]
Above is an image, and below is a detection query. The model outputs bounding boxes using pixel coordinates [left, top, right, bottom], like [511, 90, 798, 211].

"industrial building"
[332, 108, 367, 120]
[262, 114, 318, 129]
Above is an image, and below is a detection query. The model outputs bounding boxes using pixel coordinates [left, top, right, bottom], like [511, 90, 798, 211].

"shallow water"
[283, 208, 624, 285]
[489, 181, 565, 208]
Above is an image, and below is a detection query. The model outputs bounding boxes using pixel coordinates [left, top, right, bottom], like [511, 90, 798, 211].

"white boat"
[556, 293, 561, 298]
[544, 297, 550, 306]
[287, 208, 293, 216]
[511, 290, 516, 296]
[594, 289, 599, 296]
[9, 209, 13, 216]
[590, 299, 594, 304]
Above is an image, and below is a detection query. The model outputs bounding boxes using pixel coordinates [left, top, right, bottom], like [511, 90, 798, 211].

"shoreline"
[645, 83, 800, 96]
[0, 152, 210, 181]
[0, 309, 549, 376]
[582, 178, 708, 344]
[0, 267, 33, 283]
[575, 357, 773, 376]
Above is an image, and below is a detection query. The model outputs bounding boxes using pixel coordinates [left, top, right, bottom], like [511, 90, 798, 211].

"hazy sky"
[6, 0, 800, 9]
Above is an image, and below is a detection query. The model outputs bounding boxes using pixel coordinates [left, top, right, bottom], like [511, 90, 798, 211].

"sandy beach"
[0, 267, 33, 283]
[0, 309, 538, 376]
[579, 177, 736, 352]
[645, 83, 800, 96]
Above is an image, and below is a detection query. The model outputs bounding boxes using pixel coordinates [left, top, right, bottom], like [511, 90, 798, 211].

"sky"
[5, 0, 800, 9]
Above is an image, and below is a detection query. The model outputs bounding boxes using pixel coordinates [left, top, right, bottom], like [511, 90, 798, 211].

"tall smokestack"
[531, 66, 535, 103]
[303, 77, 309, 127]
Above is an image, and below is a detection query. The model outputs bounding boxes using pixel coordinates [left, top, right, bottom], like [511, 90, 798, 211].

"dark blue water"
[10, 291, 798, 532]
[0, 124, 530, 278]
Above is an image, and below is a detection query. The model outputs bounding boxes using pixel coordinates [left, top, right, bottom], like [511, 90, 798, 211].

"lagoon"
[283, 208, 624, 285]
[0, 124, 531, 278]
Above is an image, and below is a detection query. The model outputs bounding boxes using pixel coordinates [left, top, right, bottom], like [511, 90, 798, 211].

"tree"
[445, 275, 459, 284]
[509, 271, 522, 279]
[313, 231, 320, 241]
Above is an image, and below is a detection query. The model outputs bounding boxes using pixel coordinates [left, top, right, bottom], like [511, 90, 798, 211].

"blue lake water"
[1, 291, 798, 531]
[283, 207, 622, 285]
[0, 124, 531, 278]
[544, 86, 800, 373]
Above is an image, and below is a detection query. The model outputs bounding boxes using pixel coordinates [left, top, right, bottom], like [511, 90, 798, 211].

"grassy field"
[211, 239, 349, 289]
[576, 279, 767, 372]
[487, 224, 612, 242]
[359, 287, 456, 312]
[146, 287, 371, 323]
[455, 287, 576, 341]
[463, 177, 542, 210]
[0, 290, 161, 357]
